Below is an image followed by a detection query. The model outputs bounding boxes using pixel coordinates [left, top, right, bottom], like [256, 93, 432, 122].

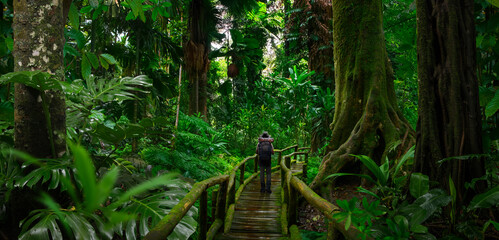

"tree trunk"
[13, 0, 66, 158]
[185, 0, 210, 119]
[310, 0, 414, 194]
[7, 0, 66, 237]
[415, 0, 484, 208]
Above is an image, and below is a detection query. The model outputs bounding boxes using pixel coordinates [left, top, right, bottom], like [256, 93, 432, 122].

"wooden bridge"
[144, 145, 361, 240]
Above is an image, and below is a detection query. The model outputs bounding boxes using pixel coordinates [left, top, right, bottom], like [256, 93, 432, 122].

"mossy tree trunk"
[13, 0, 66, 158]
[310, 0, 414, 194]
[415, 0, 484, 209]
[185, 0, 209, 119]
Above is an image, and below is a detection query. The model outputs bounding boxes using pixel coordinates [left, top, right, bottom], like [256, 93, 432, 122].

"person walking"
[256, 132, 274, 193]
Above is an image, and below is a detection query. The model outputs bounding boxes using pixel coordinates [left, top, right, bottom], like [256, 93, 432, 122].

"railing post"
[294, 146, 298, 161]
[288, 184, 297, 226]
[211, 189, 218, 223]
[303, 153, 308, 181]
[199, 190, 208, 240]
[254, 156, 258, 173]
[239, 163, 245, 185]
[285, 155, 291, 170]
[282, 156, 291, 204]
[279, 152, 284, 184]
[227, 181, 236, 207]
[327, 220, 339, 239]
[216, 181, 228, 223]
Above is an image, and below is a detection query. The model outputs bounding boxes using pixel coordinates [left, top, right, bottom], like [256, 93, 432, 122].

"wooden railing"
[280, 151, 364, 239]
[144, 145, 299, 240]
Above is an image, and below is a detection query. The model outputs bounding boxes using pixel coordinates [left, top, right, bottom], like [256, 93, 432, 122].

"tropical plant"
[3, 143, 196, 240]
[327, 146, 415, 205]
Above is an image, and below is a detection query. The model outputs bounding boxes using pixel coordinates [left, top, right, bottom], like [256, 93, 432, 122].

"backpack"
[258, 141, 272, 161]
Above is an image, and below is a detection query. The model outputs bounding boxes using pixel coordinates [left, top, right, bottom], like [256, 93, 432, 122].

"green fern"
[141, 148, 219, 181]
[65, 75, 152, 107]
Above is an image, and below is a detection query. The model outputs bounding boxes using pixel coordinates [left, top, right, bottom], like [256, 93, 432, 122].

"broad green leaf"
[152, 7, 159, 21]
[64, 44, 81, 57]
[448, 176, 456, 205]
[485, 89, 499, 118]
[5, 36, 13, 51]
[100, 53, 117, 65]
[68, 2, 80, 28]
[82, 54, 92, 80]
[86, 52, 100, 69]
[100, 56, 110, 69]
[69, 142, 98, 212]
[488, 0, 499, 8]
[19, 212, 63, 240]
[80, 6, 93, 13]
[410, 173, 429, 198]
[66, 29, 86, 49]
[351, 154, 387, 186]
[96, 167, 119, 208]
[0, 71, 62, 91]
[110, 173, 178, 208]
[412, 189, 451, 221]
[65, 212, 99, 240]
[126, 11, 135, 21]
[468, 185, 499, 210]
[479, 86, 495, 107]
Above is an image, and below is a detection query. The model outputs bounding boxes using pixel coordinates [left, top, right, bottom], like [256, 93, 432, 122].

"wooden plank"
[216, 232, 284, 240]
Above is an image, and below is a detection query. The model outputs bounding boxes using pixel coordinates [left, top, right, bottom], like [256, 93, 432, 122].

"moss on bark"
[310, 0, 415, 194]
[13, 0, 66, 158]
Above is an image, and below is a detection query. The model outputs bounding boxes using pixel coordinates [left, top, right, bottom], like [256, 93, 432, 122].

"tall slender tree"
[415, 0, 484, 208]
[310, 0, 414, 194]
[185, 0, 258, 119]
[288, 0, 334, 152]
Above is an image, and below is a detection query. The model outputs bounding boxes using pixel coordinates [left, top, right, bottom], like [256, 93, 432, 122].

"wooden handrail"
[280, 153, 366, 240]
[144, 175, 229, 240]
[274, 144, 298, 153]
[145, 144, 300, 240]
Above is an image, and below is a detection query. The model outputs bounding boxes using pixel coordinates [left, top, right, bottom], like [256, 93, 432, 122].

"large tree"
[13, 0, 66, 157]
[310, 0, 415, 194]
[415, 0, 484, 208]
[6, 0, 67, 237]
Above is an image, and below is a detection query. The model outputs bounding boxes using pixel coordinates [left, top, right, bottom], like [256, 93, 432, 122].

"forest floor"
[297, 184, 367, 232]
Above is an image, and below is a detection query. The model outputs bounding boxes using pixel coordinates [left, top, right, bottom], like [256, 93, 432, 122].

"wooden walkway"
[216, 163, 302, 240]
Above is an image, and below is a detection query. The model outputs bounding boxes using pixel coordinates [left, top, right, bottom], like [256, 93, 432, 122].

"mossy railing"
[280, 151, 365, 239]
[144, 145, 299, 240]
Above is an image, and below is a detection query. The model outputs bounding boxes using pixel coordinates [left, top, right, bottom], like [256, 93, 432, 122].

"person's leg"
[265, 164, 272, 193]
[259, 163, 265, 193]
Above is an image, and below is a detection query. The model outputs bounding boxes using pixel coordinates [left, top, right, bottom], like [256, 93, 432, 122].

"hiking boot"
[266, 189, 272, 194]
[260, 188, 265, 193]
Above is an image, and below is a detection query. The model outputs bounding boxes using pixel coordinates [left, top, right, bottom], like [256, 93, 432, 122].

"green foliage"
[334, 189, 451, 240]
[141, 148, 220, 181]
[468, 185, 499, 210]
[409, 173, 429, 198]
[327, 147, 415, 202]
[9, 144, 197, 240]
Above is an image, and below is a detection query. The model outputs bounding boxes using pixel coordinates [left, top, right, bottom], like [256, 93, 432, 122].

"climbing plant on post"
[310, 0, 414, 195]
[414, 0, 484, 210]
